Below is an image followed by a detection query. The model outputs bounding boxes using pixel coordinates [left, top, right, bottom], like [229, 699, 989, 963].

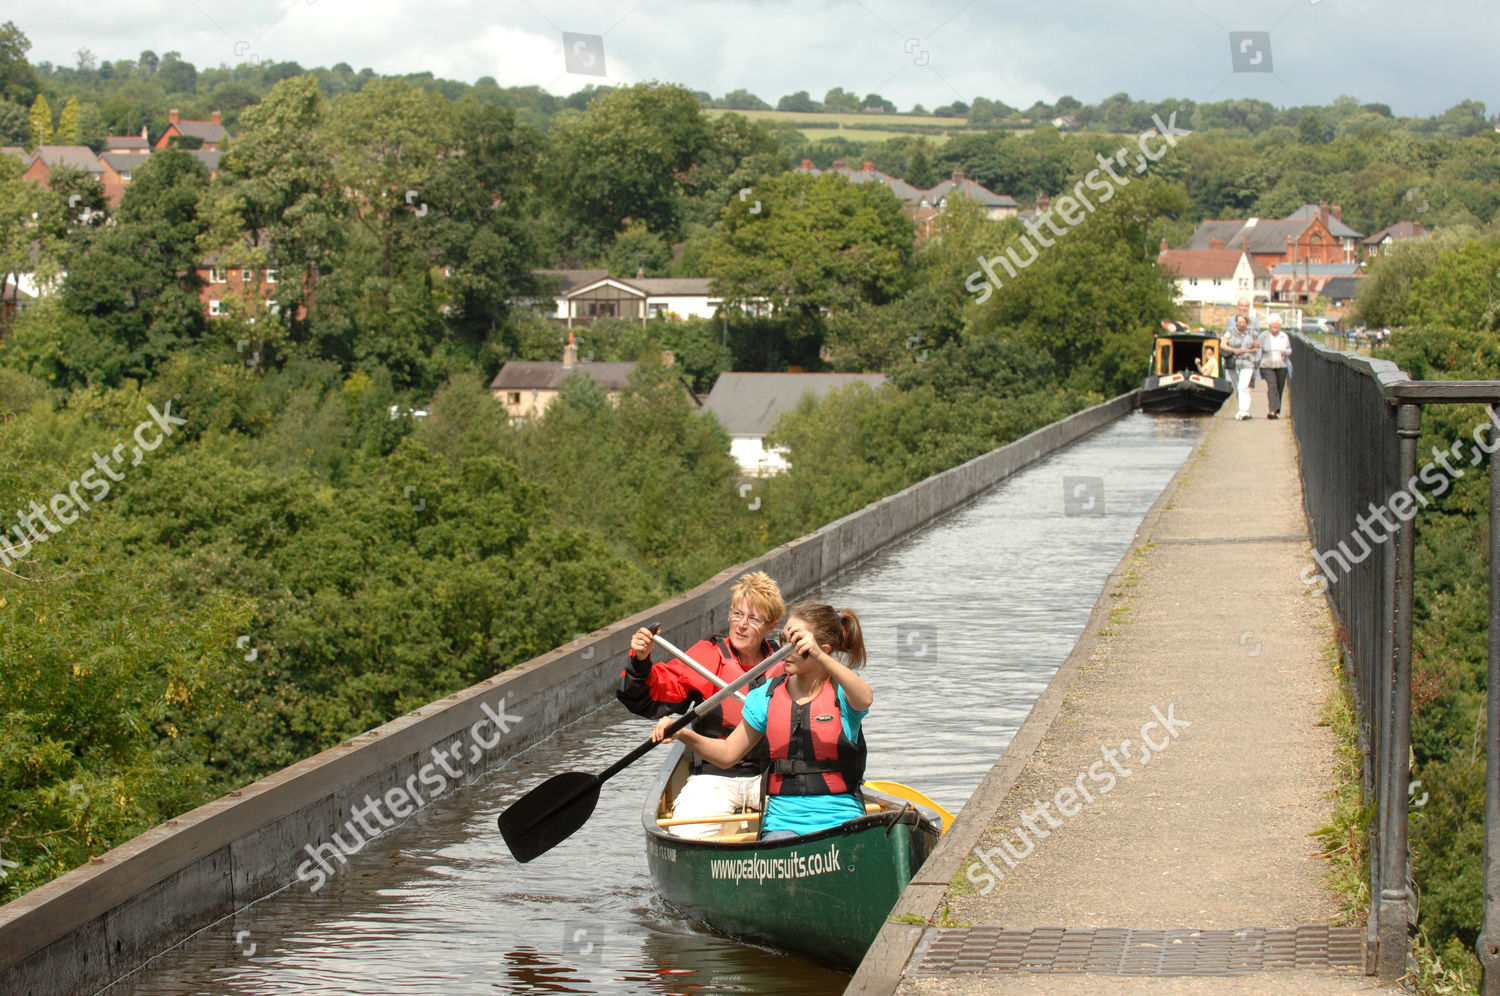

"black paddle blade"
[497, 771, 601, 863]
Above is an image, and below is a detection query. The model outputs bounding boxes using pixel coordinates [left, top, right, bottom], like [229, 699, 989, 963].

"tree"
[607, 221, 671, 278]
[545, 83, 713, 248]
[205, 75, 347, 334]
[704, 170, 914, 336]
[158, 53, 197, 93]
[777, 90, 820, 113]
[862, 93, 896, 113]
[54, 149, 211, 385]
[0, 100, 25, 144]
[55, 97, 80, 145]
[27, 93, 49, 149]
[138, 50, 159, 74]
[0, 154, 61, 325]
[823, 87, 860, 113]
[0, 22, 39, 106]
[721, 88, 770, 111]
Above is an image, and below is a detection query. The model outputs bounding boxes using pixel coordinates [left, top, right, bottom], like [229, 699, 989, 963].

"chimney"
[211, 110, 222, 124]
[635, 264, 644, 279]
[1331, 203, 1343, 222]
[1319, 200, 1329, 225]
[1037, 192, 1051, 211]
[951, 168, 965, 183]
[832, 158, 846, 170]
[563, 331, 578, 369]
[862, 160, 874, 172]
[801, 158, 813, 170]
[1209, 238, 1224, 250]
[1160, 237, 1168, 251]
[168, 109, 180, 123]
[140, 125, 148, 140]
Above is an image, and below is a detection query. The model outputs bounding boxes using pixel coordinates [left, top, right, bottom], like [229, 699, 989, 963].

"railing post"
[1376, 403, 1419, 979]
[1480, 403, 1500, 994]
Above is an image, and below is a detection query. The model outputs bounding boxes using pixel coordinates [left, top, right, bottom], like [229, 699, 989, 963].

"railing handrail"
[1290, 331, 1500, 994]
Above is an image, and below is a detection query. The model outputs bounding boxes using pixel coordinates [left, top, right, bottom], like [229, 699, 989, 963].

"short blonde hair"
[730, 571, 783, 626]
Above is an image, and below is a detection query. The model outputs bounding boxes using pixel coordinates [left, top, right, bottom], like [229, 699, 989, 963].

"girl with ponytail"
[655, 600, 872, 840]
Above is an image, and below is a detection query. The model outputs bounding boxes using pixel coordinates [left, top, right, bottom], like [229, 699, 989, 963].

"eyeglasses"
[729, 610, 767, 628]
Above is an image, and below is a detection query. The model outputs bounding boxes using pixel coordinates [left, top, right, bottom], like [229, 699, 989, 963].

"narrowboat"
[1142, 321, 1234, 414]
[642, 744, 945, 969]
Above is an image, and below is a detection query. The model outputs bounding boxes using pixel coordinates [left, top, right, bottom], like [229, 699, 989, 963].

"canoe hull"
[643, 746, 941, 969]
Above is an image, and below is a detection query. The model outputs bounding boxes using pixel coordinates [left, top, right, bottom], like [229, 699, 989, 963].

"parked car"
[1299, 317, 1336, 334]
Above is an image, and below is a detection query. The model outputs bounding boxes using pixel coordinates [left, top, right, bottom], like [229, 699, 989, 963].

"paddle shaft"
[596, 639, 797, 784]
[651, 633, 747, 703]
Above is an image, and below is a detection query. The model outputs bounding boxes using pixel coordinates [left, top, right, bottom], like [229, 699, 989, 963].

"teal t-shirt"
[742, 681, 868, 836]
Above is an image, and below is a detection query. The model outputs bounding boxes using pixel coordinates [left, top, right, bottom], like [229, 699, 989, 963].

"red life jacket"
[761, 674, 867, 797]
[678, 638, 782, 777]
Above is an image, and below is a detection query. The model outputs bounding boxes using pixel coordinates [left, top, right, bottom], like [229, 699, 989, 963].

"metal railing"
[1288, 332, 1500, 989]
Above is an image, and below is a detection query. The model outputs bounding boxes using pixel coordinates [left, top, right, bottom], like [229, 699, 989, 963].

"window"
[241, 268, 254, 283]
[265, 268, 278, 284]
[208, 300, 221, 316]
[586, 301, 619, 318]
[506, 392, 521, 405]
[267, 300, 280, 316]
[210, 267, 227, 284]
[648, 303, 667, 319]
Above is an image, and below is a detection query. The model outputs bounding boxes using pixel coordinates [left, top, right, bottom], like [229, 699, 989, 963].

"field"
[705, 107, 977, 144]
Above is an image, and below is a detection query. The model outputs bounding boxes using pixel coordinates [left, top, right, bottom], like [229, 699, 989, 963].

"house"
[1362, 221, 1430, 260]
[197, 232, 287, 321]
[106, 128, 151, 154]
[488, 336, 695, 421]
[1, 271, 58, 323]
[703, 372, 888, 475]
[1284, 203, 1363, 262]
[1268, 262, 1362, 305]
[921, 169, 1019, 221]
[156, 109, 226, 151]
[98, 147, 218, 206]
[1186, 212, 1344, 271]
[530, 270, 729, 326]
[1156, 247, 1271, 308]
[1319, 275, 1365, 310]
[19, 146, 103, 189]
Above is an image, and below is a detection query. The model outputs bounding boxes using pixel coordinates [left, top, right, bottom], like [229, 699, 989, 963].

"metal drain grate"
[916, 925, 1364, 977]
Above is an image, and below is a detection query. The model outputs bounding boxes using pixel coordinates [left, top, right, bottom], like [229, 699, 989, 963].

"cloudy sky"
[17, 0, 1497, 118]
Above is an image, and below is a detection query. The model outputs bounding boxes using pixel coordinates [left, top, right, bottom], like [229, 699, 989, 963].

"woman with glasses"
[618, 571, 785, 838]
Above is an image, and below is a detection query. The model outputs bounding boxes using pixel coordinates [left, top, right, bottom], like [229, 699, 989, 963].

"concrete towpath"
[849, 389, 1407, 994]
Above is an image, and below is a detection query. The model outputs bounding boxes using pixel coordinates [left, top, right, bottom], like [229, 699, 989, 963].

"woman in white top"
[1256, 316, 1293, 420]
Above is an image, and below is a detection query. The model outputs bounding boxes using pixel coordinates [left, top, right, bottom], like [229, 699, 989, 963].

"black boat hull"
[1141, 373, 1233, 414]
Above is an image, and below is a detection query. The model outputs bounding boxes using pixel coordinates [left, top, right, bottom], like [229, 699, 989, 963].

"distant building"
[489, 336, 698, 422]
[1268, 262, 1362, 306]
[1187, 210, 1345, 270]
[18, 146, 104, 190]
[1284, 203, 1364, 262]
[156, 109, 226, 151]
[1362, 221, 1430, 260]
[1319, 275, 1365, 310]
[703, 372, 888, 475]
[1156, 247, 1270, 308]
[527, 270, 743, 326]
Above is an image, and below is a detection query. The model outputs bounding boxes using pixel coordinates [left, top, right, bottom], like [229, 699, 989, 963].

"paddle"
[497, 639, 799, 863]
[651, 630, 748, 703]
[864, 780, 956, 833]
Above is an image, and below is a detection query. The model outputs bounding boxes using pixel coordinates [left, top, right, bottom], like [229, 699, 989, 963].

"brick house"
[1284, 203, 1364, 262]
[18, 145, 104, 189]
[1187, 209, 1345, 271]
[196, 233, 299, 322]
[156, 109, 226, 151]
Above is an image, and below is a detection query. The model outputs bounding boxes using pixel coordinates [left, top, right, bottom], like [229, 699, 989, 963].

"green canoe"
[642, 744, 944, 969]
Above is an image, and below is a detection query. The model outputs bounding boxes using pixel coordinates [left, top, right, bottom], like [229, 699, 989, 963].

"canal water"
[99, 412, 1203, 996]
